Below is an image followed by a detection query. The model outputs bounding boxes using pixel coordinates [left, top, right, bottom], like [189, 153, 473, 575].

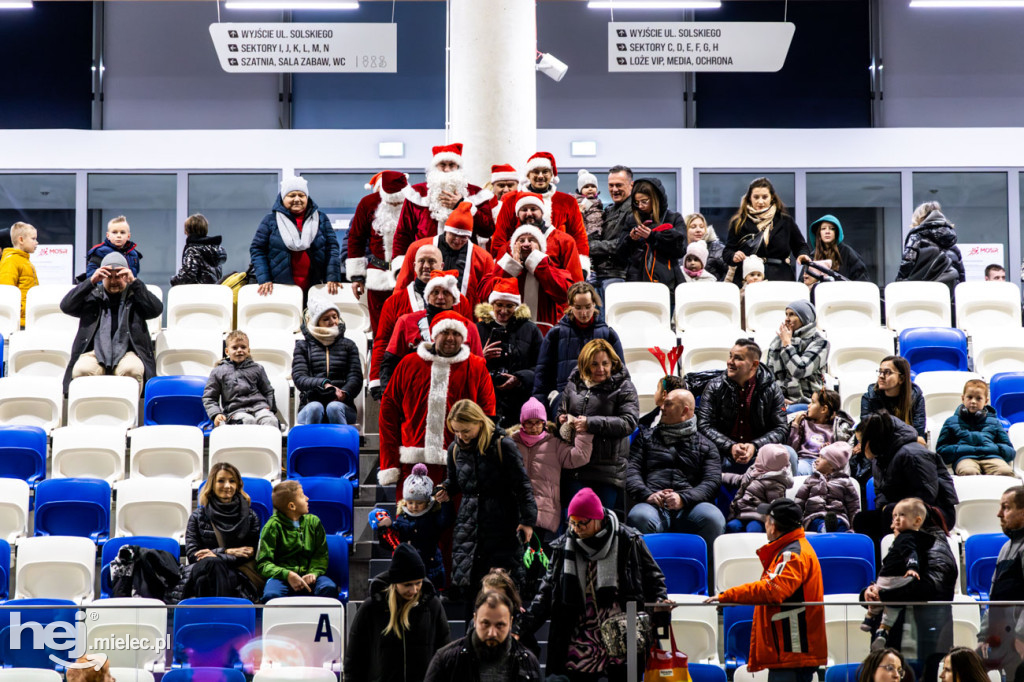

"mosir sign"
[608, 22, 794, 73]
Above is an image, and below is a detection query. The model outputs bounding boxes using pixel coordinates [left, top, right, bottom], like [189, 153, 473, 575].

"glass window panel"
[87, 174, 177, 293]
[806, 172, 902, 285]
[563, 170, 679, 215]
[912, 172, 1008, 250]
[299, 172, 426, 218]
[697, 173, 797, 238]
[188, 173, 280, 280]
[0, 174, 77, 258]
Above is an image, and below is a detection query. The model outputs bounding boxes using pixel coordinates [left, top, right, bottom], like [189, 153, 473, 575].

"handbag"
[644, 627, 691, 681]
[599, 610, 652, 659]
[210, 518, 267, 592]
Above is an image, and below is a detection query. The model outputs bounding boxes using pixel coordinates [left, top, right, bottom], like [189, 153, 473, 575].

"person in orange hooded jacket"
[706, 498, 827, 681]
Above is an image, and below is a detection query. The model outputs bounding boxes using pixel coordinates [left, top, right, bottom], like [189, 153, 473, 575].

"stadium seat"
[806, 533, 876, 595]
[674, 281, 742, 331]
[0, 671, 61, 681]
[310, 283, 369, 334]
[618, 327, 679, 413]
[15, 536, 96, 603]
[733, 666, 768, 682]
[1009, 423, 1024, 476]
[952, 593, 982, 648]
[100, 535, 182, 599]
[972, 327, 1024, 380]
[33, 477, 111, 543]
[786, 475, 808, 501]
[163, 669, 247, 682]
[644, 533, 708, 595]
[0, 599, 78, 669]
[165, 284, 234, 332]
[884, 281, 952, 332]
[827, 327, 895, 377]
[991, 372, 1024, 426]
[0, 284, 22, 339]
[143, 375, 211, 429]
[681, 327, 748, 374]
[964, 533, 1007, 600]
[723, 604, 755, 670]
[209, 424, 283, 482]
[243, 477, 273, 525]
[0, 480, 28, 544]
[714, 533, 767, 593]
[301, 477, 354, 540]
[246, 329, 297, 382]
[146, 284, 164, 338]
[813, 281, 882, 333]
[109, 671, 156, 682]
[237, 283, 303, 332]
[271, 374, 292, 430]
[253, 669, 337, 682]
[0, 375, 63, 432]
[326, 534, 350, 602]
[86, 597, 167, 670]
[172, 598, 256, 669]
[0, 424, 47, 486]
[666, 594, 718, 664]
[68, 375, 140, 428]
[114, 478, 192, 542]
[835, 372, 873, 423]
[824, 594, 872, 665]
[0, 540, 8, 600]
[7, 329, 74, 378]
[155, 329, 224, 377]
[899, 327, 968, 374]
[24, 284, 76, 334]
[129, 424, 204, 481]
[955, 281, 1022, 333]
[604, 282, 671, 329]
[953, 475, 1020, 539]
[51, 426, 126, 482]
[689, 663, 728, 682]
[742, 281, 808, 333]
[262, 596, 344, 669]
[866, 478, 876, 511]
[825, 663, 860, 682]
[915, 371, 983, 449]
[286, 424, 360, 484]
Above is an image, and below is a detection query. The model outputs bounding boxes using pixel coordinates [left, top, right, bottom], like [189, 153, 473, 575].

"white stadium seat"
[0, 478, 29, 543]
[605, 282, 672, 329]
[263, 596, 345, 669]
[155, 328, 223, 376]
[238, 283, 304, 332]
[971, 327, 1024, 380]
[834, 371, 877, 423]
[51, 426, 127, 483]
[310, 283, 369, 334]
[667, 594, 719, 664]
[24, 284, 76, 334]
[114, 478, 192, 542]
[824, 593, 872, 665]
[15, 536, 96, 603]
[0, 671, 62, 681]
[953, 475, 1019, 539]
[165, 284, 233, 332]
[108, 671, 155, 682]
[247, 329, 297, 382]
[1009, 422, 1024, 477]
[67, 375, 140, 429]
[7, 329, 74, 377]
[145, 284, 164, 338]
[952, 593, 983, 648]
[129, 425, 204, 482]
[885, 281, 951, 332]
[253, 669, 338, 682]
[0, 375, 63, 432]
[0, 284, 24, 338]
[674, 281, 741, 331]
[208, 424, 283, 482]
[827, 327, 895, 377]
[733, 666, 769, 682]
[714, 533, 768, 593]
[681, 327, 749, 374]
[786, 475, 808, 500]
[814, 281, 882, 333]
[915, 371, 982, 450]
[87, 597, 167, 670]
[742, 281, 808, 333]
[955, 281, 1021, 334]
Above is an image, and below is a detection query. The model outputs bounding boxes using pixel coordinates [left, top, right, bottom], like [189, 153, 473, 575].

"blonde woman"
[344, 543, 449, 682]
[435, 399, 537, 601]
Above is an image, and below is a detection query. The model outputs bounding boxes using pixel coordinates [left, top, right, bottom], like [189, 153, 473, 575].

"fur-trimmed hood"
[474, 302, 533, 323]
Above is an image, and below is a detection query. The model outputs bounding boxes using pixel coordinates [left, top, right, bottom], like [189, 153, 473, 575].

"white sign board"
[958, 243, 1004, 281]
[29, 244, 74, 286]
[608, 22, 794, 72]
[209, 23, 397, 73]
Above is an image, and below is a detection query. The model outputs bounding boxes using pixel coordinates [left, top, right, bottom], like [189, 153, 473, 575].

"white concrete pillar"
[449, 0, 537, 186]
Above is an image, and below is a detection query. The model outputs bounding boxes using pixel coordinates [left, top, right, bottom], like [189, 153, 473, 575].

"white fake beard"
[372, 199, 403, 261]
[426, 168, 469, 224]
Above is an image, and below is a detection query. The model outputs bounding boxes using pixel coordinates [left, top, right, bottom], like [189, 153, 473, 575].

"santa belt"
[368, 255, 391, 270]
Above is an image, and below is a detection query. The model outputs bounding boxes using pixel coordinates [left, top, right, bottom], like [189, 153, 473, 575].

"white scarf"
[276, 209, 320, 252]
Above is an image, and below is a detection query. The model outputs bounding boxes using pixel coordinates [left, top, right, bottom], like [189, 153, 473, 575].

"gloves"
[370, 386, 383, 401]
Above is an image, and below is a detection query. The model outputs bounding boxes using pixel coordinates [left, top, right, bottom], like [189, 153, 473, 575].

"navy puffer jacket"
[531, 312, 624, 409]
[291, 319, 363, 411]
[250, 194, 341, 286]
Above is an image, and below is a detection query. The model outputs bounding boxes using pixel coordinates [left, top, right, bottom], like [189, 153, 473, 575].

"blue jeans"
[785, 446, 814, 476]
[262, 575, 338, 602]
[726, 519, 766, 533]
[787, 403, 809, 414]
[626, 502, 725, 550]
[808, 517, 850, 533]
[297, 401, 356, 426]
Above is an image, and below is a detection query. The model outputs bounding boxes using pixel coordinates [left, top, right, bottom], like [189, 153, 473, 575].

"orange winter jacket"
[717, 528, 827, 671]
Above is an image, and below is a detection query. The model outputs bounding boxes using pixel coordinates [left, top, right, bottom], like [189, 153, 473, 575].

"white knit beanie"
[577, 169, 598, 193]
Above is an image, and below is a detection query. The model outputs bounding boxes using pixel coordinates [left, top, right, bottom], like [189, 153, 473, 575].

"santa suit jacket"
[393, 182, 494, 259]
[378, 344, 496, 486]
[392, 235, 495, 307]
[346, 191, 402, 292]
[491, 188, 590, 263]
[383, 310, 484, 380]
[485, 251, 574, 335]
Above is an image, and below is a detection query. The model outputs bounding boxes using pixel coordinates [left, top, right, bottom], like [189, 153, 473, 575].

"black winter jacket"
[591, 198, 632, 279]
[626, 421, 721, 508]
[860, 382, 927, 439]
[345, 576, 450, 682]
[559, 367, 640, 488]
[621, 178, 688, 287]
[475, 303, 543, 429]
[424, 634, 542, 682]
[532, 313, 624, 407]
[695, 364, 788, 475]
[897, 210, 966, 285]
[291, 320, 363, 411]
[184, 502, 262, 600]
[171, 235, 228, 286]
[723, 212, 810, 283]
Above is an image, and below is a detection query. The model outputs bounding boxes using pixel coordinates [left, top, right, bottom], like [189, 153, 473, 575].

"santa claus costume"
[393, 201, 495, 307]
[491, 152, 590, 270]
[345, 170, 408, 333]
[485, 163, 520, 222]
[492, 192, 585, 286]
[378, 311, 496, 491]
[392, 143, 494, 260]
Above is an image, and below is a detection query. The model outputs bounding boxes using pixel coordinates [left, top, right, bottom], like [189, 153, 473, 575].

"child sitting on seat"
[726, 443, 792, 533]
[795, 441, 860, 533]
[203, 329, 280, 429]
[937, 378, 1015, 477]
[789, 388, 856, 476]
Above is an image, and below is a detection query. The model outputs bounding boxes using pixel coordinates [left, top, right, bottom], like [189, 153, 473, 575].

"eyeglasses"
[880, 664, 905, 678]
[568, 518, 592, 530]
[877, 369, 897, 377]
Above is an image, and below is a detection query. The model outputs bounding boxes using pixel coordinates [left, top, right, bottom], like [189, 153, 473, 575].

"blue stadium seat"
[100, 535, 182, 598]
[144, 375, 212, 430]
[301, 476, 354, 542]
[0, 599, 78, 669]
[965, 532, 1008, 600]
[326, 534, 350, 603]
[162, 668, 247, 682]
[899, 327, 968, 374]
[172, 597, 256, 669]
[825, 663, 861, 682]
[643, 533, 708, 595]
[866, 478, 876, 511]
[286, 424, 360, 487]
[990, 372, 1024, 426]
[688, 664, 728, 682]
[0, 425, 47, 488]
[723, 605, 754, 671]
[243, 477, 273, 526]
[806, 532, 876, 595]
[33, 477, 111, 544]
[0, 539, 9, 601]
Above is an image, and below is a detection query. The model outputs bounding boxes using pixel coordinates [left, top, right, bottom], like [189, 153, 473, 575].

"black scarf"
[94, 288, 131, 371]
[656, 417, 696, 446]
[205, 495, 252, 544]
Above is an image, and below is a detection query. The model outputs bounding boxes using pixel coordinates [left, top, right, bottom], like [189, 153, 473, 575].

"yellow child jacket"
[0, 248, 39, 326]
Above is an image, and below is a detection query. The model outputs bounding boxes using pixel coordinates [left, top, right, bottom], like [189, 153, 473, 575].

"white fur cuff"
[391, 255, 405, 273]
[580, 255, 592, 274]
[524, 250, 546, 273]
[365, 268, 396, 291]
[498, 253, 523, 277]
[345, 257, 367, 279]
[378, 467, 400, 486]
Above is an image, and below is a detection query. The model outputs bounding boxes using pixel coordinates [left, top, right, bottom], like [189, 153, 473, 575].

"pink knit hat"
[567, 487, 604, 520]
[819, 442, 852, 471]
[520, 397, 547, 424]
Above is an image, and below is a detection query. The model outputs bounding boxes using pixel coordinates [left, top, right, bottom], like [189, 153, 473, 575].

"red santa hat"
[429, 310, 469, 342]
[490, 164, 519, 184]
[508, 224, 547, 254]
[443, 201, 475, 237]
[524, 152, 559, 185]
[514, 192, 546, 216]
[423, 269, 461, 305]
[431, 143, 463, 169]
[488, 278, 522, 305]
[366, 170, 409, 199]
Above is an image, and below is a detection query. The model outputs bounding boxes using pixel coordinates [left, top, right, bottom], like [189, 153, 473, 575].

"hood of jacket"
[908, 210, 958, 249]
[702, 224, 723, 245]
[876, 414, 922, 462]
[186, 234, 224, 247]
[808, 214, 844, 249]
[474, 302, 533, 324]
[631, 177, 670, 223]
[272, 193, 322, 220]
[299, 316, 348, 344]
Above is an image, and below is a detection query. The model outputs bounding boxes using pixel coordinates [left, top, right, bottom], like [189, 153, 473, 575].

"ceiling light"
[0, 1, 32, 8]
[910, 0, 1024, 6]
[225, 1, 359, 9]
[588, 1, 720, 9]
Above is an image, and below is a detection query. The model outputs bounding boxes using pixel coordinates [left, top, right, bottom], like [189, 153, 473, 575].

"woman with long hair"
[861, 356, 927, 438]
[940, 647, 990, 682]
[344, 543, 450, 682]
[620, 178, 688, 299]
[808, 214, 870, 282]
[858, 648, 916, 682]
[685, 212, 728, 280]
[723, 177, 811, 283]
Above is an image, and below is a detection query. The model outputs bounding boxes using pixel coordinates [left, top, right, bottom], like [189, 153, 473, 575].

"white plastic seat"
[882, 532, 962, 594]
[824, 593, 872, 665]
[674, 282, 741, 331]
[68, 375, 140, 428]
[953, 475, 1020, 539]
[827, 327, 895, 377]
[15, 536, 96, 603]
[1009, 422, 1024, 477]
[742, 281, 809, 333]
[952, 593, 982, 648]
[0, 478, 29, 543]
[247, 329, 297, 382]
[165, 283, 233, 332]
[273, 375, 292, 430]
[155, 328, 223, 376]
[916, 371, 983, 450]
[238, 283, 304, 332]
[24, 284, 76, 334]
[87, 597, 167, 670]
[253, 669, 337, 682]
[0, 284, 24, 338]
[0, 375, 63, 431]
[666, 594, 718, 664]
[786, 475, 808, 501]
[835, 371, 877, 423]
[680, 327, 749, 374]
[956, 281, 1022, 334]
[0, 671, 62, 681]
[7, 329, 74, 378]
[52, 426, 127, 483]
[885, 281, 952, 332]
[604, 282, 671, 329]
[814, 281, 882, 333]
[310, 283, 369, 334]
[114, 478, 192, 542]
[971, 327, 1024, 380]
[714, 533, 767, 593]
[108, 671, 155, 682]
[208, 424, 283, 482]
[263, 596, 345, 669]
[129, 425, 204, 482]
[618, 327, 678, 412]
[733, 666, 769, 682]
[146, 284, 164, 338]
